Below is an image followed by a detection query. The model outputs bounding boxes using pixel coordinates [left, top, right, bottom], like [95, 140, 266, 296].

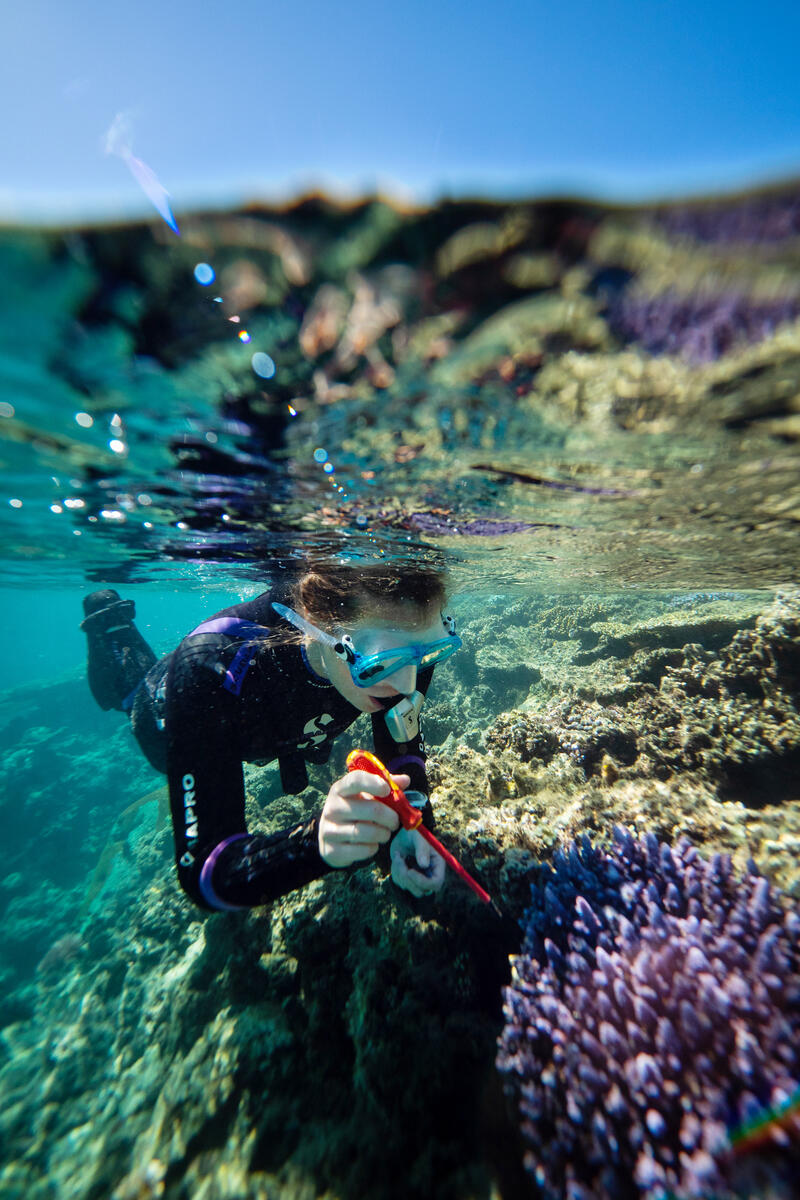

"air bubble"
[313, 448, 328, 464]
[251, 352, 276, 379]
[194, 262, 216, 285]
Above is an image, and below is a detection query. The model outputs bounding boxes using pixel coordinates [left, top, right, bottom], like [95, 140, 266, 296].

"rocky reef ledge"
[0, 590, 798, 1198]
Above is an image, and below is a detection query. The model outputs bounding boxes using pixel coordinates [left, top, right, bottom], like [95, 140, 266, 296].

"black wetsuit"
[129, 590, 433, 911]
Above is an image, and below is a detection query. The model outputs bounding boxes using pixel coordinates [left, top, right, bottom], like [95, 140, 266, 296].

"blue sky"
[2, 0, 799, 223]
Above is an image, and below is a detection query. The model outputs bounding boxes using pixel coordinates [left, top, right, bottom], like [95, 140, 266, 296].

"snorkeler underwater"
[1, 135, 800, 1200]
[80, 567, 463, 910]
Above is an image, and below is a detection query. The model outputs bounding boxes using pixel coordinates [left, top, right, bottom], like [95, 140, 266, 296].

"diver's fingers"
[326, 772, 399, 832]
[337, 770, 390, 799]
[318, 822, 382, 867]
[325, 803, 395, 843]
[325, 819, 386, 848]
[391, 852, 445, 896]
[337, 842, 381, 863]
[412, 831, 432, 869]
[327, 793, 399, 832]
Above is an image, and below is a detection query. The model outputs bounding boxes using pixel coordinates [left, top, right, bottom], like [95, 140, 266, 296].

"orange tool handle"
[346, 749, 423, 830]
[346, 749, 496, 910]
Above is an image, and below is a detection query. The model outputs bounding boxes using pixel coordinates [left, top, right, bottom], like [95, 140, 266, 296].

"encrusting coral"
[496, 827, 800, 1200]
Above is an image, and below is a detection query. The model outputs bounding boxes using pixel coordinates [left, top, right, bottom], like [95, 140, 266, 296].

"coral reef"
[485, 591, 800, 809]
[2, 175, 800, 1197]
[605, 287, 800, 364]
[496, 828, 800, 1200]
[1, 590, 799, 1198]
[0, 675, 165, 1022]
[655, 188, 800, 245]
[0, 838, 511, 1200]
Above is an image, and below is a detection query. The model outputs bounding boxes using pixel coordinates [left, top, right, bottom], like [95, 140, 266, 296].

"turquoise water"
[1, 195, 799, 1198]
[0, 587, 246, 688]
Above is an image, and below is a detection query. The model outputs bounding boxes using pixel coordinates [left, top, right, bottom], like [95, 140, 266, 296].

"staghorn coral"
[655, 190, 800, 246]
[605, 288, 800, 364]
[496, 828, 800, 1200]
[400, 512, 537, 537]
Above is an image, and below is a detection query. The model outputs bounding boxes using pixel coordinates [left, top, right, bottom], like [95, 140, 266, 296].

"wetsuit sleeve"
[165, 641, 332, 911]
[371, 666, 434, 829]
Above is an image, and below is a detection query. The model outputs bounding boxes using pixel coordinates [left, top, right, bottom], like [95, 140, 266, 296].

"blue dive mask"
[272, 602, 462, 688]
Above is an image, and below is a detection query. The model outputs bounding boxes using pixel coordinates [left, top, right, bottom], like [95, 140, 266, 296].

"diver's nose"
[387, 662, 417, 694]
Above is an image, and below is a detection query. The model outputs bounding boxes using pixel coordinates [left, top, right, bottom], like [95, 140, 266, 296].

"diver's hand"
[318, 771, 407, 868]
[390, 828, 446, 897]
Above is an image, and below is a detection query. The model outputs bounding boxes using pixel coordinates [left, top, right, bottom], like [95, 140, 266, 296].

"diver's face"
[313, 603, 444, 714]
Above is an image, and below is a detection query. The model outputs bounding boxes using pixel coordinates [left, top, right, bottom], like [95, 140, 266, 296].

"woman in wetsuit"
[80, 564, 462, 913]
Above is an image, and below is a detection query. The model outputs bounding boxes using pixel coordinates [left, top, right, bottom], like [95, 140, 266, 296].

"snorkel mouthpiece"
[384, 690, 425, 741]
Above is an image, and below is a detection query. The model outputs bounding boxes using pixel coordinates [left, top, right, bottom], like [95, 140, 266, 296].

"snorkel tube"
[271, 602, 356, 662]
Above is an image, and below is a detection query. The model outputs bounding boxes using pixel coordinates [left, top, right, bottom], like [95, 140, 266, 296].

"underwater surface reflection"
[1, 190, 799, 592]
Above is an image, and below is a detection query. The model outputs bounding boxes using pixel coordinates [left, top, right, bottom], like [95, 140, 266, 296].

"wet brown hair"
[293, 562, 448, 632]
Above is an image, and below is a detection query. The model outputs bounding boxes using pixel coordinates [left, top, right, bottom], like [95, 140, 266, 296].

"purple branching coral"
[655, 191, 800, 246]
[401, 512, 536, 537]
[605, 289, 800, 364]
[496, 829, 800, 1200]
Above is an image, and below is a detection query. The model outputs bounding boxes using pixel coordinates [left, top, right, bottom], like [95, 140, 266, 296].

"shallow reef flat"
[1, 588, 798, 1198]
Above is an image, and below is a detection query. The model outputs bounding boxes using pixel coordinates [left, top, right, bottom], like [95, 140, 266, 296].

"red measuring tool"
[346, 748, 501, 914]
